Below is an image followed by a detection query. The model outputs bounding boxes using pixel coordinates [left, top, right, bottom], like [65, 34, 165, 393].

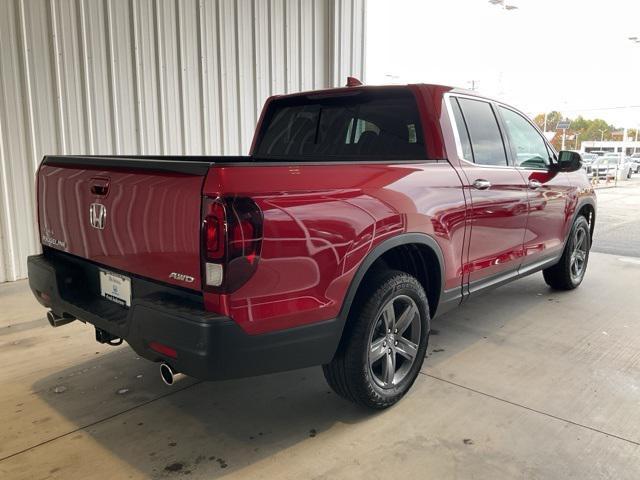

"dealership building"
[0, 0, 367, 283]
[582, 140, 640, 155]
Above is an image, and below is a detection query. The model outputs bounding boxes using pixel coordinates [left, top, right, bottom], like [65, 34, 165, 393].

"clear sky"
[366, 0, 640, 128]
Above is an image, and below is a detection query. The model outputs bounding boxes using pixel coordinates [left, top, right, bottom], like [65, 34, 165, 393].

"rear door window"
[254, 90, 426, 160]
[456, 98, 508, 166]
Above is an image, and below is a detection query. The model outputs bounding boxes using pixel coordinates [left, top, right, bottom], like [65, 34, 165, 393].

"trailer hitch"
[95, 327, 123, 346]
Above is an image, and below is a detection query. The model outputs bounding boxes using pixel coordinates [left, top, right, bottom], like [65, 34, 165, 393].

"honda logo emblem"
[89, 203, 107, 230]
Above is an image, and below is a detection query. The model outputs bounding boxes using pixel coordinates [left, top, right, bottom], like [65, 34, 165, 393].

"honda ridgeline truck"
[28, 82, 596, 408]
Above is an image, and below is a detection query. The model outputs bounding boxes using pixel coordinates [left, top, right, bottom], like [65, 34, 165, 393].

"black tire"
[543, 215, 591, 290]
[323, 270, 430, 409]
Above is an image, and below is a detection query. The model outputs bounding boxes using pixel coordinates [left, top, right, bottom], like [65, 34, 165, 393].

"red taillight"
[201, 196, 263, 292]
[149, 341, 177, 359]
[230, 219, 256, 259]
[203, 199, 225, 261]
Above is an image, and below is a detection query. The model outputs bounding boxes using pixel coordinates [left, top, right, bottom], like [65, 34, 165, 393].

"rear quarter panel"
[204, 162, 466, 335]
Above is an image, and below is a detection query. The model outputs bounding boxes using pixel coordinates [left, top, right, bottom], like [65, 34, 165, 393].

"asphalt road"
[591, 176, 640, 258]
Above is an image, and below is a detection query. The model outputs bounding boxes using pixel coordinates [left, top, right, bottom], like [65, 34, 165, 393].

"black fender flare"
[565, 197, 596, 248]
[336, 233, 446, 328]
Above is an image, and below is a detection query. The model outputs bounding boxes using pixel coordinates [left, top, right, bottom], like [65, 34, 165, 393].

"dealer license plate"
[99, 269, 131, 307]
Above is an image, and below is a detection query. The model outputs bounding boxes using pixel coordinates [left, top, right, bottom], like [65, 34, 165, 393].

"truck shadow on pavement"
[30, 274, 566, 478]
[424, 273, 577, 370]
[31, 346, 369, 478]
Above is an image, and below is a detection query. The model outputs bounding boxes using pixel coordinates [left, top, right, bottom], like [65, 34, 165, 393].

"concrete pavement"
[592, 176, 640, 257]
[2, 251, 640, 479]
[2, 178, 640, 479]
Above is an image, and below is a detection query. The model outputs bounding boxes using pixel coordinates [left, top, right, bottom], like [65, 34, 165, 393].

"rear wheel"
[543, 215, 591, 290]
[323, 270, 430, 409]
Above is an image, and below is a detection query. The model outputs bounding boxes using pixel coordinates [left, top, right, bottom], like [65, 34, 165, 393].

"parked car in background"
[628, 153, 640, 173]
[592, 154, 633, 180]
[27, 83, 596, 409]
[580, 153, 598, 174]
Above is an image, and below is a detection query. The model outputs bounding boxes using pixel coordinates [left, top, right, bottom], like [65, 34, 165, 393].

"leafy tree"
[533, 111, 563, 131]
[532, 112, 625, 151]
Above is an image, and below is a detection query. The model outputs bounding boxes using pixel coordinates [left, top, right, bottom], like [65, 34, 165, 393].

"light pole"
[627, 37, 639, 152]
[574, 130, 582, 150]
[598, 128, 608, 142]
[557, 120, 571, 151]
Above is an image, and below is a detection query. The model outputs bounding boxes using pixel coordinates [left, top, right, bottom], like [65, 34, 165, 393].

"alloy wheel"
[367, 295, 421, 389]
[570, 226, 588, 282]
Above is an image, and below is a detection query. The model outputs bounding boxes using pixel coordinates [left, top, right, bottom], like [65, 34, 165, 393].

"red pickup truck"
[28, 83, 595, 409]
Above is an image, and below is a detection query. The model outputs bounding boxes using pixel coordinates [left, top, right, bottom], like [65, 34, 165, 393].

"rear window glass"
[254, 90, 426, 160]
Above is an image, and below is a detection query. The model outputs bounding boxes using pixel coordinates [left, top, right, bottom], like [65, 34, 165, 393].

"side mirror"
[554, 151, 582, 172]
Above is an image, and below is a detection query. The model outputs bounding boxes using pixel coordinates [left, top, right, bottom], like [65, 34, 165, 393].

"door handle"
[473, 179, 491, 190]
[528, 179, 542, 189]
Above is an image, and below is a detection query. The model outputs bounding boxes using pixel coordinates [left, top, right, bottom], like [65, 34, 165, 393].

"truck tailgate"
[37, 156, 209, 291]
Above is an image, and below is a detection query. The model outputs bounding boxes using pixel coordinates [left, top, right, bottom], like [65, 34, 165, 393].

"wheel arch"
[337, 233, 445, 333]
[574, 198, 596, 241]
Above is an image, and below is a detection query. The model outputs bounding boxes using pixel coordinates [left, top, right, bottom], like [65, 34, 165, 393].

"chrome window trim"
[445, 92, 556, 172]
[444, 92, 516, 171]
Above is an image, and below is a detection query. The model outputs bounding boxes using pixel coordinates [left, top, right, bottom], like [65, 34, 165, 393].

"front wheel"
[543, 215, 591, 290]
[323, 270, 430, 409]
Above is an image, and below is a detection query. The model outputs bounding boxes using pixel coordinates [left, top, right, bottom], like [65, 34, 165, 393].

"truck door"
[448, 96, 529, 292]
[495, 105, 571, 269]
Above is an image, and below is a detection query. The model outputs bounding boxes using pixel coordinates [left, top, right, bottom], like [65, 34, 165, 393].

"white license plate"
[99, 270, 131, 307]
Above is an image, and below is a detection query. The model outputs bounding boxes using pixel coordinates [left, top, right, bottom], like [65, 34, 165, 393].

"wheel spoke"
[369, 337, 387, 365]
[383, 350, 396, 385]
[569, 226, 588, 280]
[382, 302, 396, 332]
[395, 303, 417, 335]
[575, 229, 585, 250]
[395, 337, 418, 361]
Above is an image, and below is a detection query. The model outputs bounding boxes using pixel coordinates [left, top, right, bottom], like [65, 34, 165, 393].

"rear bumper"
[28, 252, 342, 380]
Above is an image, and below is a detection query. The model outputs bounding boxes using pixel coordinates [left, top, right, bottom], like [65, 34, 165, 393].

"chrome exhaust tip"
[47, 311, 75, 328]
[160, 362, 185, 386]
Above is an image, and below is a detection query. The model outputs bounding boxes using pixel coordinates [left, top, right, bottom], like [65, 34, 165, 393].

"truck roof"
[269, 83, 454, 99]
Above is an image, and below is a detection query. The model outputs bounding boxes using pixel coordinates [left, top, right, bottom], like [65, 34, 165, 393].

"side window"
[450, 98, 473, 161]
[498, 106, 550, 169]
[457, 98, 508, 166]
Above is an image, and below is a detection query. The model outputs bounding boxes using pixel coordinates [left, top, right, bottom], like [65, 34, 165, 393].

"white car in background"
[580, 152, 599, 174]
[592, 154, 633, 181]
[628, 153, 640, 173]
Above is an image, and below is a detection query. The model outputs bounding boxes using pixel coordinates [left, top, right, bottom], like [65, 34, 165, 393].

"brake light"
[203, 199, 225, 261]
[230, 219, 257, 261]
[201, 196, 263, 292]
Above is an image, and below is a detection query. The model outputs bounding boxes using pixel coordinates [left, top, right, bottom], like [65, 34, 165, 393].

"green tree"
[532, 112, 621, 151]
[533, 111, 563, 132]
